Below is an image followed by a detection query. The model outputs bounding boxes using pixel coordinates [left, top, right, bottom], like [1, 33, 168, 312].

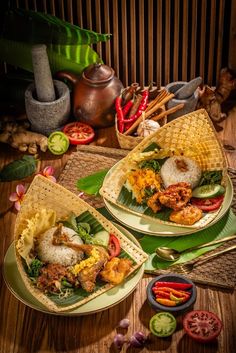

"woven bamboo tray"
[101, 109, 228, 229]
[115, 106, 167, 150]
[14, 174, 148, 312]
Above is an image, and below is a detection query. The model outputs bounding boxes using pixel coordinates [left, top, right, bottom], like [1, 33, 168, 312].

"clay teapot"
[56, 63, 124, 128]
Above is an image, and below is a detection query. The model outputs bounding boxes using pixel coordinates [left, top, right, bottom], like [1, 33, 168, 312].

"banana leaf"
[141, 209, 236, 270]
[2, 9, 111, 45]
[0, 38, 102, 75]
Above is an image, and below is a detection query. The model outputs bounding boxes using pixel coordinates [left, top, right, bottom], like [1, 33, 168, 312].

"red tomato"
[191, 195, 224, 212]
[63, 122, 95, 145]
[108, 234, 121, 258]
[183, 310, 223, 343]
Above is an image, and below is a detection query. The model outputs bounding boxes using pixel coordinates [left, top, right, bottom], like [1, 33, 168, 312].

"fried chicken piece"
[169, 205, 203, 225]
[147, 192, 162, 213]
[100, 257, 132, 285]
[75, 246, 109, 292]
[159, 182, 192, 210]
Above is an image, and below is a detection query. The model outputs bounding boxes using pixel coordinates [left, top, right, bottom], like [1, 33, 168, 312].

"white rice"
[37, 226, 84, 266]
[160, 156, 201, 189]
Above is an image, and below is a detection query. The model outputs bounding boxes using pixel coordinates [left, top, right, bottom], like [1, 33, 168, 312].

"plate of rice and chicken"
[6, 175, 147, 313]
[100, 109, 233, 235]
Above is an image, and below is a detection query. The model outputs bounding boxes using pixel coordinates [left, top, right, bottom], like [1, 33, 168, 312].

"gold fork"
[171, 244, 236, 274]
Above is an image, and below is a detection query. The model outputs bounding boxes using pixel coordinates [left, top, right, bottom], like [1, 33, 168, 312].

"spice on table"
[122, 83, 139, 104]
[124, 89, 149, 131]
[115, 95, 125, 133]
[127, 94, 143, 118]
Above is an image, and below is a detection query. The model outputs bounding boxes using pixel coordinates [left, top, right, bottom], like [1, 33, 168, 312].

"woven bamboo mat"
[58, 146, 236, 289]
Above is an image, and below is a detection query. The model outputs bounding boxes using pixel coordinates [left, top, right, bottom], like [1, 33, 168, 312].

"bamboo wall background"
[3, 0, 235, 87]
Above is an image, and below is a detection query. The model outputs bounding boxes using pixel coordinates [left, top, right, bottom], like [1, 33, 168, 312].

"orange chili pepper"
[156, 287, 191, 298]
[170, 293, 189, 304]
[156, 298, 177, 306]
[152, 289, 171, 299]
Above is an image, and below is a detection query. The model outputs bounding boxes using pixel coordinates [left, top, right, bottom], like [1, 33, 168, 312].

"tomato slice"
[48, 131, 70, 155]
[63, 122, 95, 145]
[108, 234, 121, 258]
[183, 310, 223, 343]
[191, 195, 224, 212]
[149, 312, 177, 337]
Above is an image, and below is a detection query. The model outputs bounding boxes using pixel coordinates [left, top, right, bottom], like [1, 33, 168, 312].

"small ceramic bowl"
[146, 273, 197, 316]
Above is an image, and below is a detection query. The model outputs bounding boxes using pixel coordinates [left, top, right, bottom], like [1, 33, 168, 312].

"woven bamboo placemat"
[58, 146, 236, 289]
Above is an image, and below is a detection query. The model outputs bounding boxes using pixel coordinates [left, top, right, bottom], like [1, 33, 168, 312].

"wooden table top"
[0, 108, 236, 353]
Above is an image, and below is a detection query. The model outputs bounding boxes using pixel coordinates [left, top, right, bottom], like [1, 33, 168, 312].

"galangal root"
[0, 120, 48, 154]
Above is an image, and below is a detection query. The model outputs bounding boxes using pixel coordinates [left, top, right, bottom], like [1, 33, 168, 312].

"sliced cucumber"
[192, 184, 225, 199]
[93, 230, 110, 247]
[149, 312, 177, 337]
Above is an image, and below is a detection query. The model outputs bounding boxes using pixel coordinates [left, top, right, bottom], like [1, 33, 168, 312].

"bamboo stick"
[124, 93, 175, 136]
[151, 103, 184, 122]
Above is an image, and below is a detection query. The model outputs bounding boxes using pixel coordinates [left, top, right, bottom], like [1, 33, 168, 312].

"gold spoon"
[155, 234, 236, 262]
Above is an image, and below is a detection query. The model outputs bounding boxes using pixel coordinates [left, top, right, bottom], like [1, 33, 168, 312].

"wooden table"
[0, 108, 236, 353]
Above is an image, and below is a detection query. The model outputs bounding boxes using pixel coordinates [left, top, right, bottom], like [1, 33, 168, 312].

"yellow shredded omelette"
[126, 168, 162, 203]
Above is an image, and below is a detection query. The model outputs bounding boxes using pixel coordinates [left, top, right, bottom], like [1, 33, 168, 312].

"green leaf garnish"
[76, 169, 108, 196]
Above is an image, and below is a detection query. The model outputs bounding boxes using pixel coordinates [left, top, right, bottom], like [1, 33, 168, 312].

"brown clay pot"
[56, 63, 124, 128]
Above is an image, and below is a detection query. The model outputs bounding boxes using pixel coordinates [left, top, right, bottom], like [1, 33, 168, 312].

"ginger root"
[0, 121, 48, 154]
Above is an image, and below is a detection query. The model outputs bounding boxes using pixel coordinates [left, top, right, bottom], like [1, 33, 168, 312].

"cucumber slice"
[192, 184, 225, 199]
[48, 132, 69, 155]
[93, 230, 110, 247]
[149, 312, 177, 337]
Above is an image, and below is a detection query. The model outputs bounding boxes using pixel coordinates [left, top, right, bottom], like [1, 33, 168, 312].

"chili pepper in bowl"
[147, 274, 197, 315]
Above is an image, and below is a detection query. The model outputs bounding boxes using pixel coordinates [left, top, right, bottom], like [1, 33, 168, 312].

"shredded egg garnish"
[71, 248, 100, 275]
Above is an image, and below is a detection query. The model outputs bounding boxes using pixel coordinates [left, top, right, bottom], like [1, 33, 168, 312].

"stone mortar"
[25, 80, 70, 136]
[166, 81, 199, 121]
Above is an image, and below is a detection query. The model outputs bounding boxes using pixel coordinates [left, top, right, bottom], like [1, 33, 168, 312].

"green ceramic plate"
[3, 223, 144, 316]
[104, 175, 233, 236]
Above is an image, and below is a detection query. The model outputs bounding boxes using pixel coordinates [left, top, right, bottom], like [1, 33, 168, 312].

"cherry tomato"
[183, 310, 223, 343]
[108, 234, 121, 258]
[63, 122, 95, 145]
[191, 195, 224, 212]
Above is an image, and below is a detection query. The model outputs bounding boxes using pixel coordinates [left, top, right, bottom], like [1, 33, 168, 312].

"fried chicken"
[147, 192, 162, 213]
[169, 205, 203, 225]
[158, 182, 192, 210]
[100, 257, 132, 285]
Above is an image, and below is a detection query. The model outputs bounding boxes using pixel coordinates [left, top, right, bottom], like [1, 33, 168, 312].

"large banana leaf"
[0, 38, 102, 75]
[2, 9, 111, 45]
[141, 209, 236, 270]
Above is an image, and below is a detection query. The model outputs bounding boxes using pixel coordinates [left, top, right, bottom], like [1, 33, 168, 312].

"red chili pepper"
[122, 99, 133, 117]
[155, 287, 191, 298]
[152, 289, 171, 299]
[115, 96, 125, 133]
[156, 298, 177, 306]
[124, 89, 149, 131]
[154, 282, 193, 290]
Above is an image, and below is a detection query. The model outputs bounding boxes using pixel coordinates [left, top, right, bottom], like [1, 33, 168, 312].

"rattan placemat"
[58, 146, 236, 289]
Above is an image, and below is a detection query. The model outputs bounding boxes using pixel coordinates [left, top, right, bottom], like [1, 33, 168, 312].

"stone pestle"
[174, 77, 203, 99]
[31, 44, 56, 102]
